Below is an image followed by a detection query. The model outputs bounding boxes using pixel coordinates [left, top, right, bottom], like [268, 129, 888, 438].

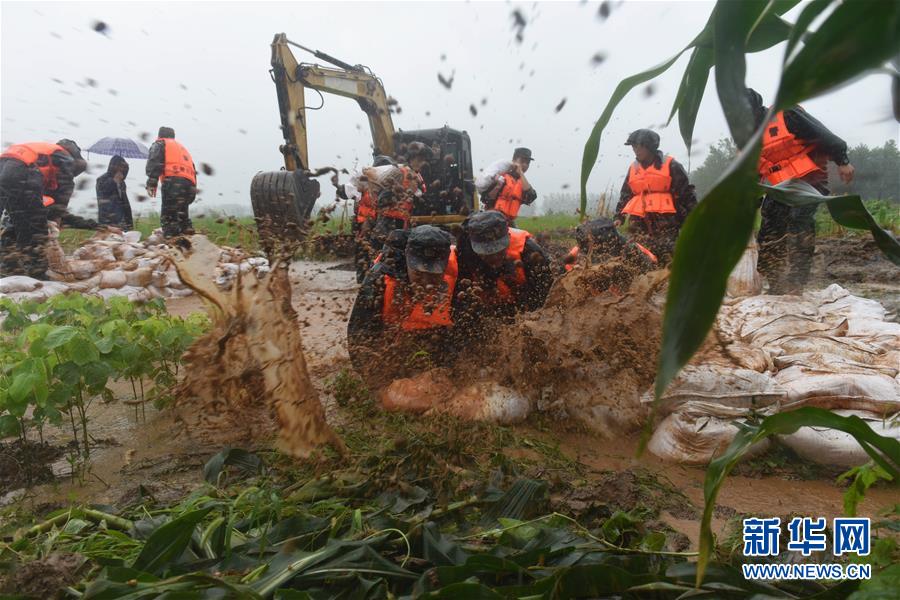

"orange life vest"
[381, 248, 458, 330]
[564, 246, 579, 272]
[158, 138, 196, 185]
[356, 189, 376, 223]
[1, 142, 67, 191]
[494, 173, 525, 220]
[381, 166, 424, 227]
[479, 228, 529, 304]
[757, 111, 822, 185]
[622, 155, 676, 218]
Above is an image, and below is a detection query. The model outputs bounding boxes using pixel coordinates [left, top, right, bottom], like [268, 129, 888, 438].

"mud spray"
[168, 236, 345, 458]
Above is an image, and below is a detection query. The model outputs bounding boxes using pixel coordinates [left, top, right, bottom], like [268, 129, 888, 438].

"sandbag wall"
[0, 227, 269, 304]
[647, 285, 900, 467]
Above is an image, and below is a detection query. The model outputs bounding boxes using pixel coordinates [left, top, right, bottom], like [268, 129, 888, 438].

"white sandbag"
[146, 285, 168, 298]
[778, 410, 900, 468]
[126, 288, 155, 303]
[63, 259, 100, 280]
[770, 335, 885, 364]
[774, 352, 898, 378]
[807, 285, 887, 321]
[726, 240, 762, 298]
[40, 281, 69, 298]
[65, 275, 101, 293]
[168, 287, 194, 298]
[844, 318, 900, 339]
[123, 230, 142, 244]
[775, 366, 900, 415]
[146, 229, 165, 245]
[648, 403, 771, 465]
[435, 383, 530, 424]
[246, 257, 268, 267]
[137, 257, 162, 270]
[643, 365, 786, 415]
[4, 290, 49, 303]
[151, 270, 168, 289]
[45, 236, 69, 273]
[740, 314, 848, 347]
[475, 160, 514, 193]
[0, 276, 42, 294]
[72, 244, 115, 265]
[361, 165, 403, 192]
[98, 270, 128, 289]
[114, 244, 146, 262]
[125, 267, 153, 288]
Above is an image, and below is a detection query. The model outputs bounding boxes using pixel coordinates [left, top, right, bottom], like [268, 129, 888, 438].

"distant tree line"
[690, 138, 900, 202]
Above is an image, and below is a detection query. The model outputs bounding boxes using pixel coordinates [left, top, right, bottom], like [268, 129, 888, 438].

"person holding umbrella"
[145, 126, 197, 238]
[95, 155, 134, 230]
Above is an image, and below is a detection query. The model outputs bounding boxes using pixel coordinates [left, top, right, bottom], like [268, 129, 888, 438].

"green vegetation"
[0, 295, 206, 472]
[1, 367, 897, 598]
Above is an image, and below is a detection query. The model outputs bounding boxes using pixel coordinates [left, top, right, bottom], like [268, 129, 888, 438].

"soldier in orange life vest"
[482, 147, 537, 225]
[145, 126, 197, 238]
[375, 142, 431, 236]
[337, 155, 394, 283]
[454, 211, 553, 340]
[347, 225, 458, 385]
[614, 129, 696, 266]
[747, 88, 855, 294]
[562, 218, 657, 286]
[0, 139, 114, 278]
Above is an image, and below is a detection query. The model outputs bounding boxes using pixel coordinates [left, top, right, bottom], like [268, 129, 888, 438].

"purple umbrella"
[86, 137, 149, 159]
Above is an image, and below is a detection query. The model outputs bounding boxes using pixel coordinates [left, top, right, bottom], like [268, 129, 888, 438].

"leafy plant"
[0, 295, 206, 471]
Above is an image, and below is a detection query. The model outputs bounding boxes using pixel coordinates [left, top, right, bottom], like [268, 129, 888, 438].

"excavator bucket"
[250, 169, 320, 252]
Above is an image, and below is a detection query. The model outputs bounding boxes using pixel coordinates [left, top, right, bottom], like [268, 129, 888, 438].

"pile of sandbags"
[646, 284, 900, 467]
[0, 227, 270, 305]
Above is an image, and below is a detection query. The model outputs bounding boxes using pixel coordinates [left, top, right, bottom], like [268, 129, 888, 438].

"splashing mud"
[493, 263, 670, 434]
[168, 236, 345, 457]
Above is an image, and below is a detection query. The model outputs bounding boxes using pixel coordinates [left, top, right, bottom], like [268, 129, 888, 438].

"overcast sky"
[2, 0, 897, 217]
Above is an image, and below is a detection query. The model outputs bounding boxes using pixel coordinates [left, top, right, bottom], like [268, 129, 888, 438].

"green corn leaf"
[761, 180, 900, 264]
[654, 131, 763, 404]
[696, 407, 900, 586]
[777, 0, 900, 107]
[132, 507, 214, 575]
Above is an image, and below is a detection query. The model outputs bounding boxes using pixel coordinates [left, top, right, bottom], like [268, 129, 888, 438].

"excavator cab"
[251, 34, 476, 249]
[396, 127, 476, 225]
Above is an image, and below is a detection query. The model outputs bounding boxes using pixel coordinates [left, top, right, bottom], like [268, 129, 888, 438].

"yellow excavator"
[251, 34, 476, 243]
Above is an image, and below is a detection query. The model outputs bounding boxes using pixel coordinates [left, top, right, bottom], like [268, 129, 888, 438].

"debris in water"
[200, 162, 214, 176]
[469, 104, 478, 117]
[437, 71, 454, 89]
[591, 52, 607, 67]
[85, 77, 98, 87]
[644, 84, 656, 97]
[511, 9, 527, 43]
[597, 1, 611, 20]
[91, 20, 109, 35]
[555, 98, 567, 113]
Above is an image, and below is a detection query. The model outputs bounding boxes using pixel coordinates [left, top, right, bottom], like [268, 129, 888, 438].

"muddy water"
[7, 257, 899, 551]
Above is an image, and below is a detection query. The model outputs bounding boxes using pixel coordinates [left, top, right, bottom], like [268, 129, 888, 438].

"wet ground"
[3, 245, 898, 549]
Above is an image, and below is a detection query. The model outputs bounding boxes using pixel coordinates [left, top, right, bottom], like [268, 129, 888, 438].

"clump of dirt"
[551, 468, 698, 524]
[168, 235, 345, 458]
[811, 235, 898, 286]
[0, 552, 87, 599]
[492, 265, 670, 435]
[304, 232, 355, 258]
[0, 440, 64, 491]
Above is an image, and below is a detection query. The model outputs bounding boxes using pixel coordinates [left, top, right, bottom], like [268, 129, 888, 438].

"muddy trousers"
[353, 219, 377, 284]
[160, 177, 196, 238]
[0, 159, 50, 279]
[757, 197, 817, 295]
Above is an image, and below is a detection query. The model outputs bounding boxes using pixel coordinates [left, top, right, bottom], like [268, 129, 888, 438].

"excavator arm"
[270, 33, 396, 171]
